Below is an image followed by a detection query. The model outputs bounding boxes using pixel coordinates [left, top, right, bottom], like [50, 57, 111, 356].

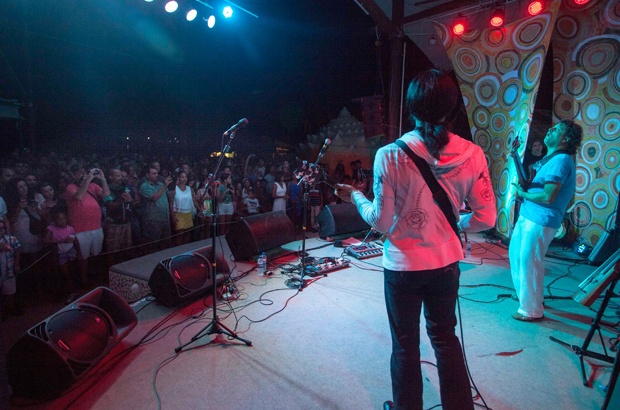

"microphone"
[223, 118, 249, 136]
[318, 138, 331, 157]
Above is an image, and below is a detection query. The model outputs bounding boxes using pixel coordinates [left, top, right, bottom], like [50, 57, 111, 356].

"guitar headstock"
[511, 136, 522, 154]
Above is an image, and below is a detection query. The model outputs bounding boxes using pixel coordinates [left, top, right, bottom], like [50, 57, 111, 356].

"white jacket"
[352, 130, 497, 271]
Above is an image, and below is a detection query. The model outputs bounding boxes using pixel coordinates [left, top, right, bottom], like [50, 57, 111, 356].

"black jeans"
[384, 263, 473, 410]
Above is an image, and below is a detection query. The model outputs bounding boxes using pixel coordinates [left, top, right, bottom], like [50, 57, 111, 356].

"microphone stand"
[176, 131, 252, 352]
[286, 147, 330, 290]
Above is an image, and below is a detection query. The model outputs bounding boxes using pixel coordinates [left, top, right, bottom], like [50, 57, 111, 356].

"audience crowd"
[0, 148, 369, 320]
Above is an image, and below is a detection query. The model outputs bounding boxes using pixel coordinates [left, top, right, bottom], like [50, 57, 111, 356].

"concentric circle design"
[454, 48, 486, 79]
[498, 78, 522, 111]
[474, 129, 492, 152]
[582, 224, 604, 247]
[555, 15, 580, 40]
[492, 159, 504, 181]
[580, 141, 601, 165]
[602, 1, 620, 27]
[582, 97, 606, 125]
[490, 111, 508, 134]
[553, 57, 565, 84]
[570, 200, 592, 228]
[474, 74, 500, 107]
[610, 167, 620, 200]
[518, 101, 531, 123]
[564, 70, 591, 100]
[498, 168, 510, 196]
[491, 137, 505, 158]
[605, 64, 620, 103]
[513, 14, 551, 51]
[496, 50, 520, 75]
[482, 28, 506, 51]
[473, 106, 491, 129]
[599, 111, 620, 141]
[497, 209, 510, 236]
[434, 22, 452, 49]
[553, 93, 579, 119]
[592, 186, 610, 210]
[460, 86, 475, 112]
[575, 37, 620, 78]
[520, 47, 546, 92]
[602, 146, 620, 171]
[575, 165, 593, 195]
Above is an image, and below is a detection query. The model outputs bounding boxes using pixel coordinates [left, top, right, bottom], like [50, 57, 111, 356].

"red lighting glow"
[573, 0, 590, 4]
[528, 1, 544, 16]
[490, 9, 505, 27]
[453, 22, 466, 35]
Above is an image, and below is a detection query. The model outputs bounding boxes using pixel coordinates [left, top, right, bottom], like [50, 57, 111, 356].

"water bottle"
[257, 252, 266, 276]
[465, 240, 472, 258]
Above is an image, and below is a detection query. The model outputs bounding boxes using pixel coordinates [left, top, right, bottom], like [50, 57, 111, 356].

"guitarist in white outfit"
[510, 120, 583, 321]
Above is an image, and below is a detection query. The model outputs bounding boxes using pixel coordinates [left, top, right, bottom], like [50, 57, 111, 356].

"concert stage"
[2, 233, 618, 409]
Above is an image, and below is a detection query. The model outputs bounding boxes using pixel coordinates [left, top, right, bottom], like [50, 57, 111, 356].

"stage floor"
[2, 233, 618, 409]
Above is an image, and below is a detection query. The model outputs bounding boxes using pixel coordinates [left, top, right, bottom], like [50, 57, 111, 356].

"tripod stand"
[176, 130, 251, 352]
[549, 263, 619, 386]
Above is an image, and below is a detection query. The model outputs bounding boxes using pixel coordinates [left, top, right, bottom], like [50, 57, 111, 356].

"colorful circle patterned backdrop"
[441, 0, 618, 246]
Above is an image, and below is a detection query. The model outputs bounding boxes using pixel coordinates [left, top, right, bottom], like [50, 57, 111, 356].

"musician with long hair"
[510, 119, 583, 321]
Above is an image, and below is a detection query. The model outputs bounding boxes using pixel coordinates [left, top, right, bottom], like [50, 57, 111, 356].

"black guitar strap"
[394, 140, 460, 240]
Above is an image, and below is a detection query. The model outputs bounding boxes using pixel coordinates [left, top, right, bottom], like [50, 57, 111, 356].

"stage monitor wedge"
[7, 287, 137, 399]
[316, 203, 370, 239]
[225, 211, 295, 261]
[148, 245, 229, 307]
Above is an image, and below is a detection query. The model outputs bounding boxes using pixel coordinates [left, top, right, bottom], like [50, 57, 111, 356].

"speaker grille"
[29, 322, 49, 341]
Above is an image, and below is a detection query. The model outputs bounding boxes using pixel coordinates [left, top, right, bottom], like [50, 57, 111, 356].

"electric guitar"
[510, 137, 534, 189]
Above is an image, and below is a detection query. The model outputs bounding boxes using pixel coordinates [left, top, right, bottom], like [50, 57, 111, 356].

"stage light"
[144, 0, 154, 2]
[573, 0, 590, 4]
[207, 15, 216, 28]
[165, 1, 178, 13]
[452, 16, 466, 36]
[223, 6, 233, 18]
[186, 9, 197, 21]
[490, 9, 505, 27]
[528, 1, 544, 16]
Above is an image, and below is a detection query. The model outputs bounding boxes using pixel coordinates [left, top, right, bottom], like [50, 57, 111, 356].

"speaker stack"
[148, 245, 230, 307]
[316, 203, 370, 239]
[7, 287, 137, 399]
[225, 210, 295, 261]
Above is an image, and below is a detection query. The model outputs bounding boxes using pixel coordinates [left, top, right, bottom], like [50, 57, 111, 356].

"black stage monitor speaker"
[225, 210, 295, 261]
[148, 245, 230, 307]
[316, 203, 370, 239]
[7, 287, 137, 399]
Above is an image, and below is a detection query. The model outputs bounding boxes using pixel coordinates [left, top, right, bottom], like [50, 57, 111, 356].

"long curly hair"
[405, 69, 459, 159]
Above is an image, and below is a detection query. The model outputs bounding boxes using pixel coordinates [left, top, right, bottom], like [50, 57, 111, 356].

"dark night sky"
[0, 0, 379, 154]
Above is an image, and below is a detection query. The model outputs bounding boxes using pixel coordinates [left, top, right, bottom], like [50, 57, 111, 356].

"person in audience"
[4, 178, 44, 307]
[242, 188, 261, 215]
[140, 166, 173, 253]
[0, 220, 21, 320]
[196, 180, 213, 240]
[44, 208, 79, 304]
[103, 168, 140, 264]
[336, 69, 497, 410]
[64, 164, 110, 287]
[308, 183, 323, 231]
[217, 172, 235, 235]
[0, 167, 16, 196]
[272, 172, 288, 213]
[169, 171, 198, 246]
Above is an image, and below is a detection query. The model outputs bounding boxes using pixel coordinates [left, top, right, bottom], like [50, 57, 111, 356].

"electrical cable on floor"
[457, 297, 491, 410]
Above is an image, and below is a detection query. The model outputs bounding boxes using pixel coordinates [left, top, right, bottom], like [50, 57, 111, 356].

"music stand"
[176, 130, 252, 352]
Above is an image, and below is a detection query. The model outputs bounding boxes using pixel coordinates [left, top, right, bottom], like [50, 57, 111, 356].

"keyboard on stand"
[345, 242, 383, 259]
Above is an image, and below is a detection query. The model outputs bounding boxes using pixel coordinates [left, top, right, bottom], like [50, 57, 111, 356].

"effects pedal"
[345, 242, 383, 259]
[304, 257, 350, 277]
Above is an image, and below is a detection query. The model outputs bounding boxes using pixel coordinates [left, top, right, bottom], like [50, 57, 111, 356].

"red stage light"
[573, 0, 590, 4]
[528, 1, 544, 16]
[490, 9, 505, 27]
[453, 22, 466, 35]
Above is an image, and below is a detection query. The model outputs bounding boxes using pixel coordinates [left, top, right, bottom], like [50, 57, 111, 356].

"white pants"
[509, 217, 557, 318]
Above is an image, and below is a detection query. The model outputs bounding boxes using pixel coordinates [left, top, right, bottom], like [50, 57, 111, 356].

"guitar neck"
[510, 151, 529, 188]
